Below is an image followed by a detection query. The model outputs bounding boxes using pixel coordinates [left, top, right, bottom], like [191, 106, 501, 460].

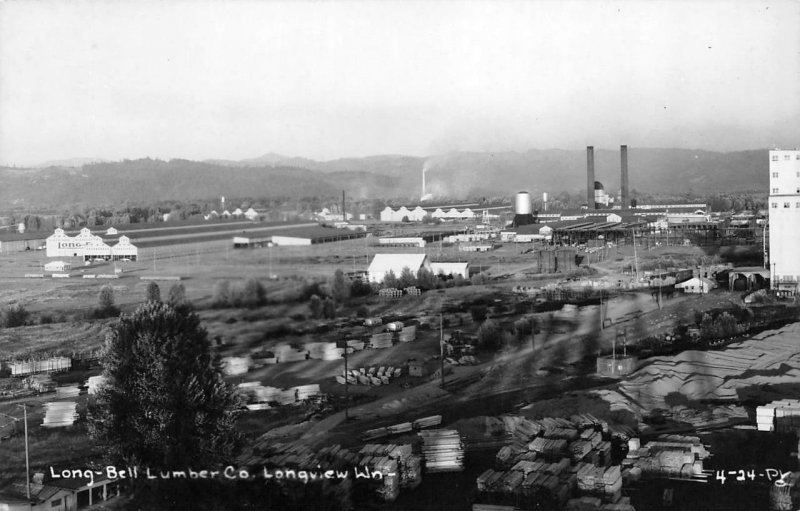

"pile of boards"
[221, 356, 253, 376]
[237, 382, 321, 409]
[362, 415, 442, 442]
[419, 429, 464, 472]
[757, 399, 800, 432]
[336, 366, 402, 386]
[623, 435, 709, 481]
[56, 385, 80, 398]
[86, 375, 108, 395]
[42, 401, 78, 428]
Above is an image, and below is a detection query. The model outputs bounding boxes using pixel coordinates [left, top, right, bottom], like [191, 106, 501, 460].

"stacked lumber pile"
[623, 435, 708, 480]
[306, 342, 346, 361]
[221, 356, 253, 376]
[419, 430, 464, 472]
[273, 345, 308, 363]
[346, 339, 366, 351]
[86, 375, 108, 395]
[237, 382, 321, 407]
[565, 496, 636, 511]
[337, 366, 401, 386]
[369, 333, 394, 349]
[476, 457, 575, 509]
[42, 401, 78, 428]
[528, 437, 568, 460]
[397, 326, 417, 343]
[760, 399, 800, 432]
[56, 385, 80, 398]
[576, 464, 623, 503]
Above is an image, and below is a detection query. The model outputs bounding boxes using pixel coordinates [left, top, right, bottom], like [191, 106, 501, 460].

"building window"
[785, 202, 790, 208]
[773, 172, 779, 177]
[773, 188, 779, 193]
[51, 499, 62, 507]
[772, 202, 778, 208]
[772, 155, 779, 161]
[785, 155, 792, 160]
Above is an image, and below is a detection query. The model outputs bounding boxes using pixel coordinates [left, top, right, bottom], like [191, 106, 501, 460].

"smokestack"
[587, 146, 595, 210]
[620, 145, 629, 210]
[342, 190, 346, 222]
[422, 167, 426, 198]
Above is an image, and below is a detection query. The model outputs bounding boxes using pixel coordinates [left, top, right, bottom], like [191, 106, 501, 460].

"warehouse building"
[768, 148, 800, 295]
[44, 228, 138, 261]
[233, 225, 366, 248]
[367, 253, 430, 283]
[43, 261, 71, 272]
[430, 262, 469, 279]
[675, 277, 717, 294]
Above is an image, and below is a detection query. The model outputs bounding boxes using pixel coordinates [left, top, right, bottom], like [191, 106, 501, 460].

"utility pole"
[20, 404, 30, 499]
[343, 333, 349, 420]
[440, 314, 445, 388]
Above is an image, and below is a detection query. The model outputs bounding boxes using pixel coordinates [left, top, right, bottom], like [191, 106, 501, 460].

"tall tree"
[96, 285, 119, 318]
[88, 301, 241, 507]
[167, 283, 188, 308]
[330, 269, 351, 303]
[145, 281, 161, 302]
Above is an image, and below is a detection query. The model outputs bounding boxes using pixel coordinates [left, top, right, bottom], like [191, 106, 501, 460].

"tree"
[331, 269, 351, 303]
[88, 302, 241, 508]
[309, 294, 323, 319]
[241, 278, 266, 308]
[476, 319, 503, 352]
[383, 270, 399, 289]
[398, 266, 417, 289]
[212, 280, 231, 308]
[322, 297, 336, 319]
[96, 285, 119, 318]
[145, 281, 161, 302]
[416, 268, 437, 290]
[2, 304, 30, 328]
[167, 283, 188, 308]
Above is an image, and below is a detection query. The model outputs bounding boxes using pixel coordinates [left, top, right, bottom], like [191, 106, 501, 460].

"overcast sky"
[1, 0, 798, 165]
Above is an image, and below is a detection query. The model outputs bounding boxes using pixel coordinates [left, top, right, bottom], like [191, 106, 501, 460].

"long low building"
[367, 253, 430, 283]
[233, 225, 367, 248]
[45, 228, 138, 261]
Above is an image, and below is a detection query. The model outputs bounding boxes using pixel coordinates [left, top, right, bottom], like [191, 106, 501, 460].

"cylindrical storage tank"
[515, 191, 531, 215]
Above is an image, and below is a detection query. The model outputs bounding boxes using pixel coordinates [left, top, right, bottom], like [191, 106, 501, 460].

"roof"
[676, 277, 717, 288]
[368, 253, 428, 275]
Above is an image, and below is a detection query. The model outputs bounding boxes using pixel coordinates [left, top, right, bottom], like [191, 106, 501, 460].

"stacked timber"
[763, 399, 800, 432]
[413, 415, 442, 430]
[307, 342, 345, 361]
[294, 384, 321, 400]
[419, 430, 464, 472]
[369, 333, 394, 349]
[346, 339, 365, 351]
[56, 385, 80, 398]
[222, 356, 252, 376]
[86, 375, 108, 395]
[576, 464, 622, 502]
[42, 402, 78, 428]
[528, 437, 568, 459]
[397, 326, 417, 342]
[624, 435, 708, 480]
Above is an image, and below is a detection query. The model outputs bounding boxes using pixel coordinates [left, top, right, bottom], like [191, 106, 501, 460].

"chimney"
[342, 190, 346, 222]
[422, 167, 426, 198]
[587, 146, 596, 210]
[620, 145, 629, 210]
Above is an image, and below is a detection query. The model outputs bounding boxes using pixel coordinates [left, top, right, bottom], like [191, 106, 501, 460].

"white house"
[111, 235, 138, 261]
[43, 261, 70, 272]
[44, 228, 137, 261]
[244, 207, 259, 221]
[675, 277, 717, 294]
[431, 208, 446, 220]
[232, 208, 244, 217]
[367, 253, 430, 283]
[430, 262, 469, 279]
[105, 227, 118, 235]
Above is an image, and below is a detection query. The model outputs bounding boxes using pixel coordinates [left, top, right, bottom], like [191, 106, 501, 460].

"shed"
[367, 253, 430, 283]
[675, 277, 717, 294]
[44, 261, 70, 272]
[430, 262, 470, 279]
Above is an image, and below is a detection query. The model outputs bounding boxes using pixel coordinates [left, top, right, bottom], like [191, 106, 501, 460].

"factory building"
[44, 228, 138, 261]
[430, 262, 470, 279]
[768, 148, 800, 295]
[367, 253, 430, 283]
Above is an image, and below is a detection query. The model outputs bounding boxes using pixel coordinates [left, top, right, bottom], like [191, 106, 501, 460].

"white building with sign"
[45, 228, 138, 261]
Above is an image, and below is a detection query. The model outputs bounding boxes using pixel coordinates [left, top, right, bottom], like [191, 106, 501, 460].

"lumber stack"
[86, 375, 108, 395]
[413, 415, 442, 429]
[369, 333, 394, 349]
[56, 385, 80, 398]
[762, 399, 800, 432]
[397, 326, 417, 342]
[623, 435, 708, 480]
[42, 401, 78, 428]
[419, 430, 464, 472]
[306, 342, 345, 361]
[221, 356, 253, 376]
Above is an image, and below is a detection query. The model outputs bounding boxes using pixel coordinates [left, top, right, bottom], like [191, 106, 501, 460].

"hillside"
[2, 148, 768, 209]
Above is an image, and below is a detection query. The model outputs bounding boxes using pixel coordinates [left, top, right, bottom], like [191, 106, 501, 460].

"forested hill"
[1, 148, 768, 209]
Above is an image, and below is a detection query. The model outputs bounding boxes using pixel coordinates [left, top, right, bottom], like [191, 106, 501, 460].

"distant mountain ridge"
[4, 148, 768, 209]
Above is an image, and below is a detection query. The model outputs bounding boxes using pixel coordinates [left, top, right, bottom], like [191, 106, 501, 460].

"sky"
[1, 0, 799, 166]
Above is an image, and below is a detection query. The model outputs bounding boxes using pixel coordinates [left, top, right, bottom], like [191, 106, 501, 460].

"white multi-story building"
[768, 149, 800, 294]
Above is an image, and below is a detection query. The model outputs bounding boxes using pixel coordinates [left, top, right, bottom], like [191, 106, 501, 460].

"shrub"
[2, 304, 30, 327]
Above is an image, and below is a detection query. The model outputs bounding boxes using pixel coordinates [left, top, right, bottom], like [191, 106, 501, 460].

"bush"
[470, 305, 488, 322]
[309, 295, 323, 319]
[94, 285, 119, 319]
[2, 304, 30, 327]
[355, 305, 369, 318]
[476, 319, 503, 352]
[351, 279, 373, 297]
[212, 281, 231, 308]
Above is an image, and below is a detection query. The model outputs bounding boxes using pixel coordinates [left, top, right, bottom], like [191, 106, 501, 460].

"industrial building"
[44, 228, 138, 261]
[367, 253, 430, 283]
[232, 225, 366, 248]
[675, 277, 717, 294]
[768, 148, 800, 295]
[429, 262, 470, 279]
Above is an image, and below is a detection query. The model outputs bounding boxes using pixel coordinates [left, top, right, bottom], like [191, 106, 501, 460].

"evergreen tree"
[145, 281, 161, 302]
[167, 283, 188, 308]
[383, 270, 399, 289]
[212, 280, 231, 308]
[331, 269, 351, 303]
[309, 294, 323, 319]
[88, 301, 241, 508]
[416, 268, 436, 290]
[241, 277, 266, 308]
[96, 285, 119, 318]
[398, 266, 417, 289]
